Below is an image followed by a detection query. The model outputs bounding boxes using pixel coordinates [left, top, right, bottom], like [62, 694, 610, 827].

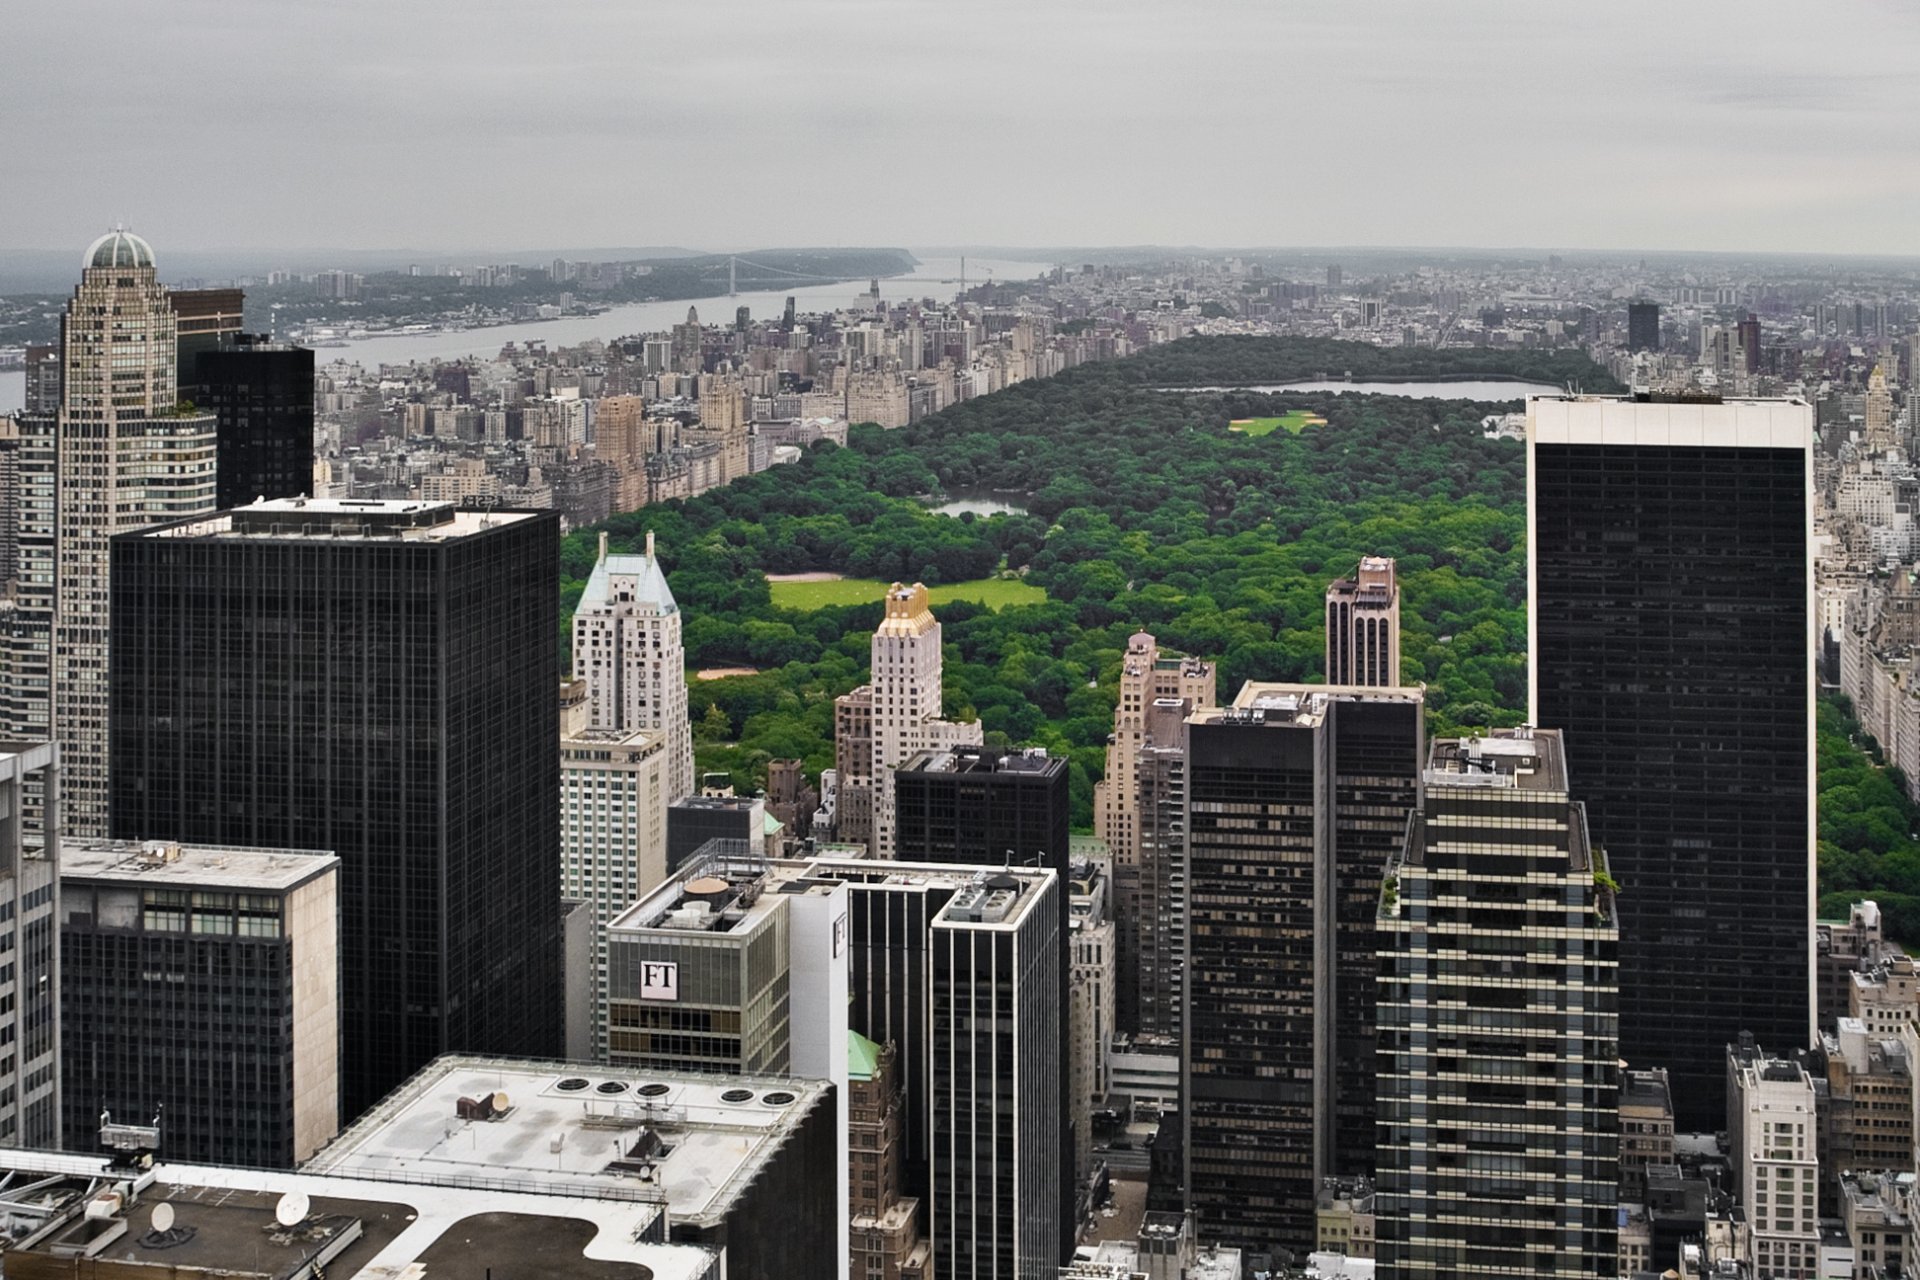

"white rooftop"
[62, 839, 337, 892]
[305, 1056, 831, 1228]
[149, 498, 538, 542]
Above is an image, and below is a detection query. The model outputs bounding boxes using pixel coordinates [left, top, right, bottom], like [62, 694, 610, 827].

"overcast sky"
[7, 0, 1920, 257]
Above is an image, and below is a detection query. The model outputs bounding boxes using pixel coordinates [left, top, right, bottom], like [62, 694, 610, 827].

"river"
[1158, 378, 1565, 400]
[307, 255, 1054, 369]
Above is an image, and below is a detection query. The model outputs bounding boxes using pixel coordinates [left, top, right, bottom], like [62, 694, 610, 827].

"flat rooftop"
[934, 868, 1054, 929]
[61, 839, 338, 892]
[1425, 728, 1568, 793]
[899, 746, 1063, 778]
[142, 498, 538, 542]
[1528, 394, 1811, 450]
[0, 1149, 709, 1280]
[304, 1055, 830, 1230]
[610, 848, 806, 936]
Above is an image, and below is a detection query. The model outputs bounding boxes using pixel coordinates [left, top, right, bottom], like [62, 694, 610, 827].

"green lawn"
[1230, 410, 1326, 437]
[769, 576, 1048, 611]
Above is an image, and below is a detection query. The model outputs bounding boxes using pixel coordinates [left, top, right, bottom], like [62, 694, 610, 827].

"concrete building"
[833, 685, 877, 847]
[303, 1054, 841, 1280]
[1069, 860, 1117, 1182]
[1819, 900, 1898, 1033]
[1324, 556, 1401, 686]
[1183, 682, 1424, 1257]
[1530, 394, 1815, 1129]
[1374, 729, 1620, 1280]
[1620, 1068, 1677, 1196]
[1091, 631, 1214, 870]
[109, 498, 564, 1119]
[860, 583, 981, 858]
[59, 838, 339, 1167]
[931, 867, 1065, 1277]
[560, 727, 669, 1060]
[1127, 696, 1193, 1041]
[1820, 1018, 1914, 1183]
[573, 531, 695, 804]
[849, 1032, 933, 1280]
[1727, 1037, 1822, 1280]
[50, 231, 219, 833]
[1839, 1169, 1912, 1280]
[1850, 952, 1920, 1039]
[0, 741, 61, 1148]
[1316, 1177, 1377, 1260]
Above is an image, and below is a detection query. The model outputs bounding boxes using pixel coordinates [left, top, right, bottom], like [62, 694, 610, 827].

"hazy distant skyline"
[8, 0, 1920, 257]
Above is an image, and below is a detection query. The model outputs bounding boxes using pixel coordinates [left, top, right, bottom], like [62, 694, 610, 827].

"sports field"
[1230, 410, 1326, 437]
[768, 576, 1047, 611]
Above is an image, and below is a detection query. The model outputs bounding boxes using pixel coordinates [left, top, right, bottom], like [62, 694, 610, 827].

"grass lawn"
[1230, 410, 1326, 437]
[769, 576, 1048, 611]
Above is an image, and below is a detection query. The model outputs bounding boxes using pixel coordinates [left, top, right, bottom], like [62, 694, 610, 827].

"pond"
[926, 487, 1030, 517]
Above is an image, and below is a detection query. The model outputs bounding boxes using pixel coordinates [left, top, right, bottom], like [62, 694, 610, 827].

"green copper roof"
[848, 1030, 883, 1082]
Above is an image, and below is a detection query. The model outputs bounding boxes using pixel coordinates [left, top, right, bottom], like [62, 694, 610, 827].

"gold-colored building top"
[877, 582, 936, 634]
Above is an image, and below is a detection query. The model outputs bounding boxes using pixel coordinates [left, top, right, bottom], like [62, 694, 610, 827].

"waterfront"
[310, 255, 1053, 369]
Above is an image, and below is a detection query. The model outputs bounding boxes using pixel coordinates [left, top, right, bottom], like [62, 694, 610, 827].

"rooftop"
[1528, 393, 1812, 450]
[61, 839, 338, 893]
[0, 1147, 712, 1280]
[897, 745, 1064, 778]
[609, 846, 808, 936]
[304, 1055, 832, 1231]
[142, 498, 538, 543]
[1425, 727, 1568, 793]
[934, 868, 1055, 929]
[579, 531, 676, 615]
[1198, 680, 1424, 729]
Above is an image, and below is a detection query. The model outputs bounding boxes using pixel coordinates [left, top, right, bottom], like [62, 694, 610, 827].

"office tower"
[0, 419, 19, 590]
[59, 838, 339, 1167]
[572, 531, 695, 804]
[894, 746, 1070, 876]
[667, 793, 766, 871]
[0, 412, 56, 748]
[1125, 696, 1192, 1039]
[0, 742, 61, 1148]
[1327, 264, 1343, 290]
[605, 844, 851, 1266]
[1184, 682, 1424, 1257]
[1068, 861, 1117, 1180]
[1093, 631, 1214, 869]
[1628, 300, 1661, 353]
[784, 295, 797, 331]
[857, 584, 981, 859]
[54, 231, 219, 834]
[1737, 316, 1763, 375]
[199, 334, 316, 509]
[833, 685, 877, 846]
[1324, 555, 1402, 686]
[22, 345, 60, 415]
[1374, 729, 1620, 1280]
[560, 727, 669, 1059]
[849, 1032, 934, 1280]
[167, 287, 244, 398]
[1529, 394, 1814, 1129]
[1727, 1037, 1820, 1280]
[930, 868, 1064, 1276]
[109, 497, 563, 1118]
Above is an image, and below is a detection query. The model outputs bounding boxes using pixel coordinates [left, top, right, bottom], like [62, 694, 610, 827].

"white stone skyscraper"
[1324, 554, 1401, 687]
[864, 583, 980, 859]
[572, 531, 695, 804]
[50, 230, 218, 833]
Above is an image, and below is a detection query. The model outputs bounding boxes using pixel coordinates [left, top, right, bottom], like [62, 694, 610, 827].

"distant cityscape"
[0, 224, 1914, 1280]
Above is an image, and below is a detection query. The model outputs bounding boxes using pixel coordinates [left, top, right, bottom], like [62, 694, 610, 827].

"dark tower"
[1529, 394, 1813, 1130]
[1627, 300, 1661, 353]
[200, 335, 316, 508]
[108, 499, 564, 1119]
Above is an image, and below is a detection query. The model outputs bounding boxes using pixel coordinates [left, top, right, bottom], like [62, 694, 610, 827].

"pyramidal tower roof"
[580, 530, 677, 614]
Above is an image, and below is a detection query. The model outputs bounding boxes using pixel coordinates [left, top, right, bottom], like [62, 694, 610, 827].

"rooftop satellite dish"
[151, 1203, 175, 1234]
[492, 1091, 510, 1112]
[274, 1191, 310, 1228]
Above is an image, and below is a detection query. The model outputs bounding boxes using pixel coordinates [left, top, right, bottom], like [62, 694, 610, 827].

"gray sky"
[8, 0, 1920, 256]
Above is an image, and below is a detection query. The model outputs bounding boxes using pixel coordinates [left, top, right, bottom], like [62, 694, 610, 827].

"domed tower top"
[85, 226, 155, 270]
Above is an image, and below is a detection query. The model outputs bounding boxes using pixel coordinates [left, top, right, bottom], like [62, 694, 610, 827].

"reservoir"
[926, 488, 1029, 517]
[1160, 378, 1564, 400]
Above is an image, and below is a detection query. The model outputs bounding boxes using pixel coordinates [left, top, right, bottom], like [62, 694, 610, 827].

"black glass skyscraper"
[1529, 394, 1813, 1130]
[199, 335, 316, 509]
[108, 499, 563, 1119]
[1627, 301, 1661, 354]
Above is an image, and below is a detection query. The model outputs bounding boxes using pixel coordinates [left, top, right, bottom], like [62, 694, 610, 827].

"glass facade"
[1533, 437, 1811, 1129]
[199, 339, 316, 511]
[107, 508, 563, 1119]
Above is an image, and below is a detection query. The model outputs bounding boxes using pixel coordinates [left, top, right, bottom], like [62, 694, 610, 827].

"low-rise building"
[1622, 1067, 1678, 1195]
[1315, 1177, 1376, 1260]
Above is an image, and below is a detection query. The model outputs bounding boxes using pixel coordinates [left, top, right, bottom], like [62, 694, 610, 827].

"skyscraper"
[1324, 555, 1402, 686]
[930, 868, 1064, 1276]
[893, 747, 1070, 877]
[0, 741, 61, 1148]
[1374, 729, 1619, 1280]
[1183, 682, 1423, 1257]
[1627, 300, 1661, 353]
[1092, 631, 1214, 872]
[60, 838, 340, 1167]
[109, 497, 564, 1118]
[1125, 696, 1192, 1040]
[200, 334, 316, 509]
[1529, 393, 1813, 1129]
[849, 584, 980, 859]
[572, 531, 695, 804]
[53, 231, 220, 833]
[168, 287, 244, 399]
[1727, 1037, 1821, 1280]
